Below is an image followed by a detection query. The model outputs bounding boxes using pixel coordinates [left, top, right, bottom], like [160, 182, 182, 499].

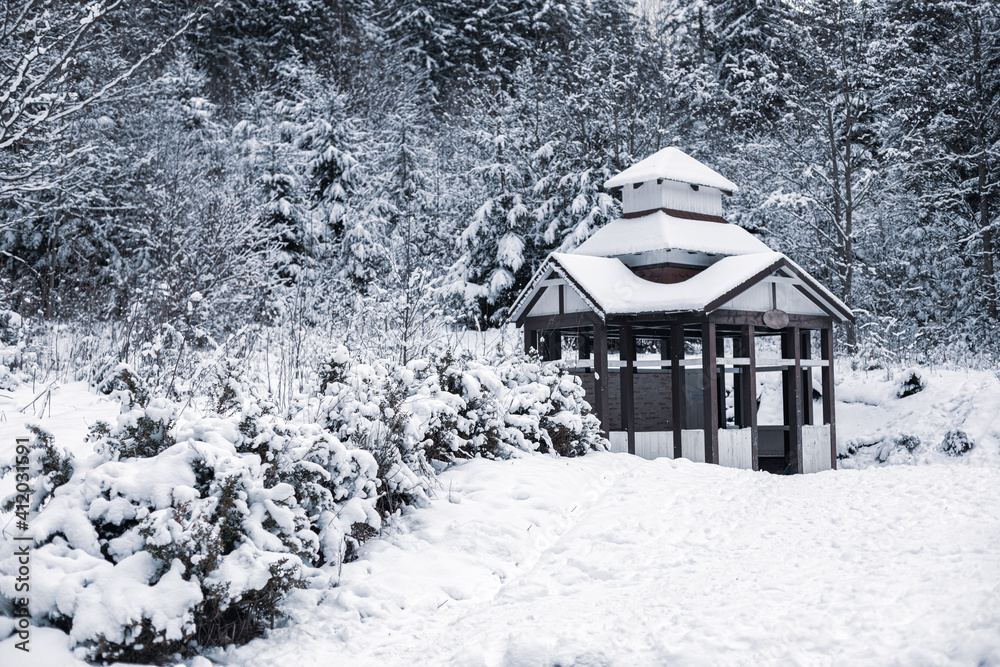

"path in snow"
[225, 453, 1000, 667]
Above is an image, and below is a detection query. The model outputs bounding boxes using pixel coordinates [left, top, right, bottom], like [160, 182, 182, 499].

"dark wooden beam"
[593, 320, 610, 437]
[709, 310, 835, 330]
[782, 327, 803, 474]
[821, 328, 837, 471]
[783, 268, 856, 323]
[580, 310, 837, 331]
[800, 329, 814, 426]
[702, 322, 719, 464]
[671, 325, 686, 459]
[606, 312, 702, 325]
[621, 207, 728, 224]
[524, 312, 601, 331]
[544, 329, 563, 362]
[792, 283, 846, 322]
[620, 324, 636, 455]
[733, 340, 743, 429]
[578, 333, 592, 360]
[740, 324, 759, 471]
[523, 327, 536, 355]
[716, 332, 727, 428]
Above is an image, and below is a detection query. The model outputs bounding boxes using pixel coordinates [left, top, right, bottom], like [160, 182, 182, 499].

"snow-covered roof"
[510, 247, 854, 323]
[603, 147, 739, 193]
[550, 252, 783, 316]
[572, 210, 770, 258]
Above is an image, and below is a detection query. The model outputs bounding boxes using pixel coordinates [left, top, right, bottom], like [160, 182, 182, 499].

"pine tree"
[451, 92, 535, 325]
[383, 102, 444, 362]
[383, 0, 580, 111]
[709, 0, 792, 133]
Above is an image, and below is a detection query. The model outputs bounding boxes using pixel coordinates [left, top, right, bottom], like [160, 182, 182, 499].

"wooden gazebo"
[510, 148, 853, 474]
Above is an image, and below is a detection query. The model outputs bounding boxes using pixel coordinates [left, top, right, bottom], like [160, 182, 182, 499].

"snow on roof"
[551, 251, 784, 316]
[603, 147, 739, 192]
[572, 210, 770, 258]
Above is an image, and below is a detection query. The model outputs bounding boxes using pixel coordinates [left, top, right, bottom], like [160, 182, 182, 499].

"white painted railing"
[608, 431, 628, 454]
[802, 425, 832, 473]
[681, 429, 705, 463]
[719, 428, 753, 470]
[608, 431, 674, 460]
[564, 358, 828, 371]
[635, 431, 673, 460]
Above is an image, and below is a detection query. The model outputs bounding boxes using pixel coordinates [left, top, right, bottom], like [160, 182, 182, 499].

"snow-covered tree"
[452, 94, 535, 324]
[881, 0, 1000, 338]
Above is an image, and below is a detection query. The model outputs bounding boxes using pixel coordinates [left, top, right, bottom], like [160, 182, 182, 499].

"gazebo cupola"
[509, 147, 854, 475]
[606, 146, 737, 221]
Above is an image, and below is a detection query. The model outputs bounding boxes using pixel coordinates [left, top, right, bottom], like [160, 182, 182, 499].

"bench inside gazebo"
[510, 148, 853, 474]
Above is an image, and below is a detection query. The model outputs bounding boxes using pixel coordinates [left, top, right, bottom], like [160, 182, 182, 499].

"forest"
[0, 0, 997, 374]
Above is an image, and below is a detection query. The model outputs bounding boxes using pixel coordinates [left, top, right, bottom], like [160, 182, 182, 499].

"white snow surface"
[572, 210, 770, 258]
[219, 452, 1000, 667]
[603, 146, 739, 192]
[552, 251, 783, 316]
[1, 368, 1000, 666]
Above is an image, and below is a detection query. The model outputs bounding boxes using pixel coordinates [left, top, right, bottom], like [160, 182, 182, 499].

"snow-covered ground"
[222, 454, 1000, 667]
[1, 364, 999, 666]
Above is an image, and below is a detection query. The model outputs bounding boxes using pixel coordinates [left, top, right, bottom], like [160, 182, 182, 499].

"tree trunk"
[980, 157, 998, 320]
[972, 17, 999, 319]
[45, 191, 63, 321]
[822, 65, 856, 351]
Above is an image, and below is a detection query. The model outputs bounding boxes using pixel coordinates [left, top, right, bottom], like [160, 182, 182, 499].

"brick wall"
[574, 369, 707, 431]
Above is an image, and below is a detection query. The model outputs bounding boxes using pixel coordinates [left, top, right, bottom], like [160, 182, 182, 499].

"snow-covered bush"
[0, 310, 25, 347]
[896, 368, 926, 399]
[940, 430, 974, 456]
[894, 434, 921, 453]
[93, 361, 152, 410]
[91, 324, 193, 402]
[315, 347, 605, 467]
[316, 348, 435, 519]
[505, 356, 604, 457]
[0, 364, 380, 662]
[0, 309, 35, 390]
[873, 435, 922, 463]
[0, 425, 72, 514]
[0, 344, 603, 661]
[425, 352, 519, 460]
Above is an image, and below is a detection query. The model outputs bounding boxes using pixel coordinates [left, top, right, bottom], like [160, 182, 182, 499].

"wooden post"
[821, 327, 837, 470]
[593, 321, 610, 437]
[620, 324, 636, 455]
[671, 325, 686, 459]
[740, 324, 758, 471]
[544, 329, 562, 361]
[524, 327, 536, 354]
[801, 329, 814, 426]
[578, 333, 592, 361]
[702, 322, 719, 464]
[733, 336, 743, 429]
[716, 332, 727, 428]
[782, 327, 803, 474]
